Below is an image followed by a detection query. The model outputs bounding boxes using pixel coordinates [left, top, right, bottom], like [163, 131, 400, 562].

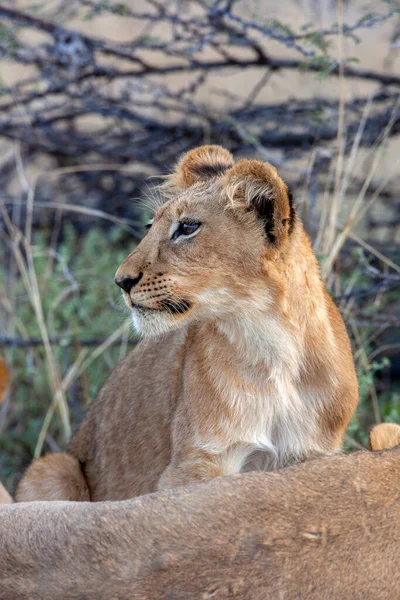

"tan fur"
[0, 481, 12, 504]
[369, 423, 400, 451]
[17, 145, 358, 502]
[4, 425, 397, 504]
[2, 448, 400, 599]
[16, 453, 90, 502]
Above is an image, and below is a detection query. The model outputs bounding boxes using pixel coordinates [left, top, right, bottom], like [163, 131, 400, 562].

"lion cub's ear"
[224, 160, 296, 244]
[172, 145, 234, 190]
[369, 423, 400, 451]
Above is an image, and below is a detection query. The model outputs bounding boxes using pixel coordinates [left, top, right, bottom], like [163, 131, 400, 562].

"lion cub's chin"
[131, 306, 189, 338]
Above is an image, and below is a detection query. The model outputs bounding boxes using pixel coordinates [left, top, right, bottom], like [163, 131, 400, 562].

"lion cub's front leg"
[157, 449, 227, 490]
[157, 444, 250, 490]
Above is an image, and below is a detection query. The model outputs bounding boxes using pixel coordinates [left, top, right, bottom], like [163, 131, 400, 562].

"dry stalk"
[323, 0, 345, 259]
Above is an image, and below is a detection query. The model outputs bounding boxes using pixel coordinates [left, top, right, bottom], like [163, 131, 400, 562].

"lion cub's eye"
[171, 221, 201, 241]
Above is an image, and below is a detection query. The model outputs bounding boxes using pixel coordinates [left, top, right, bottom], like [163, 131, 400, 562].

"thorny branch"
[0, 0, 399, 171]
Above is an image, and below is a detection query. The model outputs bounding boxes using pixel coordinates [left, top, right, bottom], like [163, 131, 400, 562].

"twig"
[0, 336, 137, 347]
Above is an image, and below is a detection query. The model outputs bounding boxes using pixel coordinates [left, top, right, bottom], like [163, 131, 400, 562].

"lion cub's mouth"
[132, 303, 162, 312]
[132, 298, 191, 315]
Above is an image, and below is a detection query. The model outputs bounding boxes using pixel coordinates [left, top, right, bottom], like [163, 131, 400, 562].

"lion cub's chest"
[194, 322, 326, 476]
[204, 368, 323, 475]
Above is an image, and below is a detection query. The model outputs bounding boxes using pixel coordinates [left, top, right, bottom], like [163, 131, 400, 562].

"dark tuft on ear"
[255, 193, 276, 243]
[170, 145, 234, 190]
[286, 187, 296, 235]
[224, 160, 296, 245]
[191, 163, 231, 179]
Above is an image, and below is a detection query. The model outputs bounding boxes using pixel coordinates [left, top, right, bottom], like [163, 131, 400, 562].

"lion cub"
[17, 145, 358, 502]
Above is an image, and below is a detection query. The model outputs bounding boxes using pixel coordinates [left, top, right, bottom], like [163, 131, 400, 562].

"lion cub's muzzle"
[115, 270, 192, 315]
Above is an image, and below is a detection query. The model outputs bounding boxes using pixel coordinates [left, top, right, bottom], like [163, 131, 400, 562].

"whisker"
[138, 182, 166, 214]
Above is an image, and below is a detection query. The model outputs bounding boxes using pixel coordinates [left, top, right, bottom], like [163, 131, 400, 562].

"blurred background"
[0, 0, 399, 493]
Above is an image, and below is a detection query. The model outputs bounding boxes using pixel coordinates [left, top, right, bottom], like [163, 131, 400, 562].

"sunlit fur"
[369, 423, 400, 451]
[17, 145, 359, 502]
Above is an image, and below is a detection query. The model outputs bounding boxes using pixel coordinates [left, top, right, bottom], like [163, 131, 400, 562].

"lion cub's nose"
[115, 272, 143, 293]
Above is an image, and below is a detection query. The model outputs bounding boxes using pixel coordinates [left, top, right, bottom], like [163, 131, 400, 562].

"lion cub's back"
[69, 329, 187, 500]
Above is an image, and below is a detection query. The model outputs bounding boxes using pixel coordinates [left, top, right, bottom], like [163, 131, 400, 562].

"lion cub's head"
[116, 145, 296, 336]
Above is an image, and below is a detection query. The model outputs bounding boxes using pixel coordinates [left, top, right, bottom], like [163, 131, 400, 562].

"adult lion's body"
[16, 146, 358, 502]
